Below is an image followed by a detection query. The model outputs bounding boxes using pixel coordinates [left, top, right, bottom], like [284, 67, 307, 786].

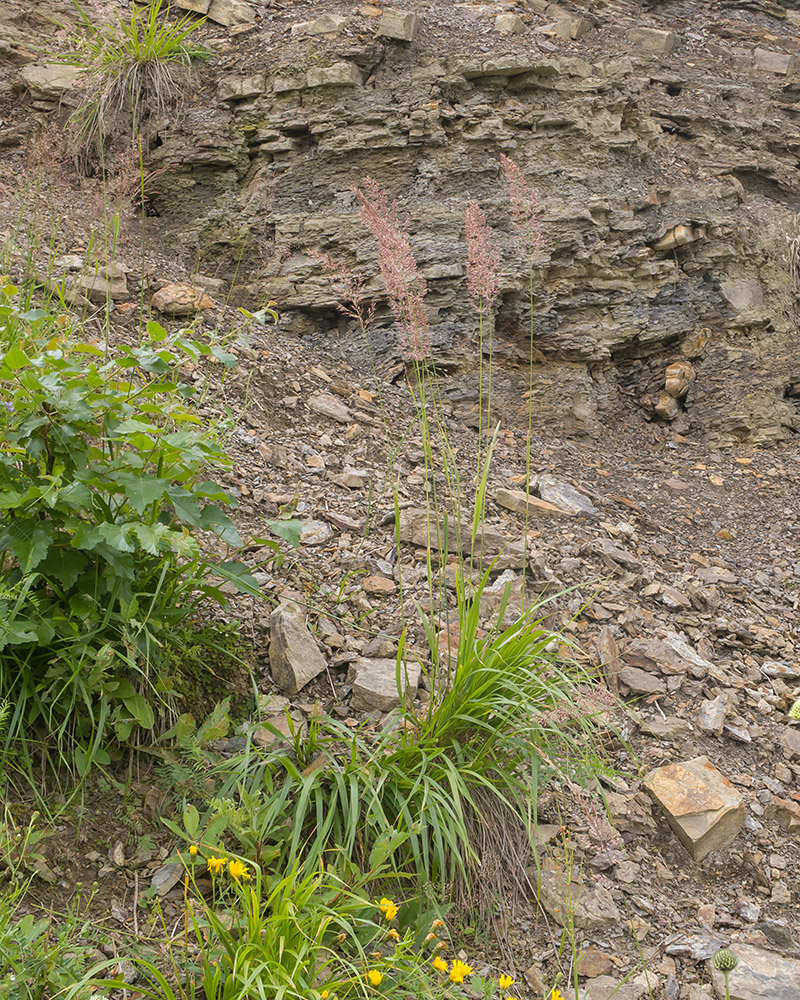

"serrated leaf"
[108, 471, 170, 514]
[2, 519, 54, 571]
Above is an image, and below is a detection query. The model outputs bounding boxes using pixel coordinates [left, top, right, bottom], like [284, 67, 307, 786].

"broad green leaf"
[199, 505, 242, 547]
[2, 519, 54, 571]
[183, 804, 200, 839]
[146, 319, 168, 342]
[122, 692, 155, 730]
[0, 346, 30, 371]
[131, 522, 169, 555]
[209, 345, 236, 367]
[108, 471, 170, 514]
[166, 486, 203, 524]
[111, 418, 158, 436]
[268, 517, 302, 548]
[212, 560, 262, 597]
[38, 546, 87, 589]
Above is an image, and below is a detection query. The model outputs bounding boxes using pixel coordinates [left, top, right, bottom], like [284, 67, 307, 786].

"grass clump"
[61, 0, 208, 171]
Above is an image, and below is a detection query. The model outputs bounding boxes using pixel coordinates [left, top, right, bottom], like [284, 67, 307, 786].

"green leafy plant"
[0, 280, 297, 771]
[0, 881, 97, 1000]
[61, 0, 208, 170]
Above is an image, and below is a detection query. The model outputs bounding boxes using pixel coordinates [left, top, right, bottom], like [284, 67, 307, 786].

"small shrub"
[0, 280, 295, 771]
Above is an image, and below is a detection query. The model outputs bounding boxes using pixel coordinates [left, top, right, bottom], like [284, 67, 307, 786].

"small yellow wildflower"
[207, 856, 226, 876]
[188, 845, 198, 856]
[388, 928, 400, 941]
[378, 897, 399, 921]
[432, 956, 448, 974]
[366, 969, 383, 986]
[551, 991, 565, 1000]
[431, 919, 445, 930]
[449, 960, 473, 984]
[320, 993, 329, 999]
[499, 974, 515, 989]
[228, 859, 251, 880]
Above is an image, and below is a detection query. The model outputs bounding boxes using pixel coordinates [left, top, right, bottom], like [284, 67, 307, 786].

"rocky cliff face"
[7, 0, 800, 446]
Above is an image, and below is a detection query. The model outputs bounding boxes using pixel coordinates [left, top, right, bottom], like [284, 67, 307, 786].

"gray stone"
[627, 27, 677, 55]
[753, 48, 797, 75]
[594, 538, 641, 570]
[721, 278, 765, 314]
[377, 9, 419, 41]
[307, 62, 363, 88]
[151, 863, 183, 897]
[644, 756, 745, 860]
[206, 0, 255, 26]
[536, 475, 597, 516]
[618, 665, 667, 697]
[20, 62, 82, 99]
[698, 695, 727, 736]
[218, 73, 266, 101]
[298, 520, 333, 546]
[495, 13, 526, 35]
[642, 715, 690, 740]
[73, 262, 129, 303]
[554, 16, 593, 41]
[585, 977, 646, 1000]
[347, 657, 422, 712]
[537, 860, 621, 931]
[495, 487, 574, 518]
[292, 13, 349, 36]
[780, 726, 800, 759]
[623, 633, 712, 676]
[308, 393, 353, 423]
[269, 606, 327, 695]
[707, 943, 800, 1000]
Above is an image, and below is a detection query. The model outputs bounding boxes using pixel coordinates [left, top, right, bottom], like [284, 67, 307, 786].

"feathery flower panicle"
[499, 153, 544, 260]
[464, 201, 501, 309]
[354, 178, 430, 361]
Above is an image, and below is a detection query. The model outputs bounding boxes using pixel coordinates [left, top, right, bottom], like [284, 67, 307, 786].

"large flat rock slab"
[708, 944, 800, 1000]
[643, 756, 744, 860]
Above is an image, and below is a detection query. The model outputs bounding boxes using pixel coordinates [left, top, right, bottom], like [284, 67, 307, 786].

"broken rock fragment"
[347, 657, 421, 712]
[643, 756, 745, 860]
[536, 859, 620, 931]
[151, 282, 214, 316]
[269, 605, 327, 695]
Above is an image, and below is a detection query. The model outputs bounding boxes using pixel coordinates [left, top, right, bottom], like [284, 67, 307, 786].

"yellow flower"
[320, 993, 329, 999]
[228, 859, 251, 880]
[499, 974, 515, 989]
[207, 856, 226, 875]
[388, 928, 399, 941]
[188, 845, 198, 856]
[432, 957, 448, 974]
[431, 919, 445, 930]
[366, 969, 383, 986]
[551, 991, 565, 1000]
[449, 960, 473, 984]
[378, 897, 399, 921]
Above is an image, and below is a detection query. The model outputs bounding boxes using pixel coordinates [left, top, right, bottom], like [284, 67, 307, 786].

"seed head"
[712, 948, 738, 973]
[499, 153, 544, 260]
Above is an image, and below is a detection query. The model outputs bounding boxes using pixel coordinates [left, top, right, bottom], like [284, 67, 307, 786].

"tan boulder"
[151, 282, 214, 316]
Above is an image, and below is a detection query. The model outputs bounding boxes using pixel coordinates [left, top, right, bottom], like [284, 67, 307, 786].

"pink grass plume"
[464, 200, 501, 309]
